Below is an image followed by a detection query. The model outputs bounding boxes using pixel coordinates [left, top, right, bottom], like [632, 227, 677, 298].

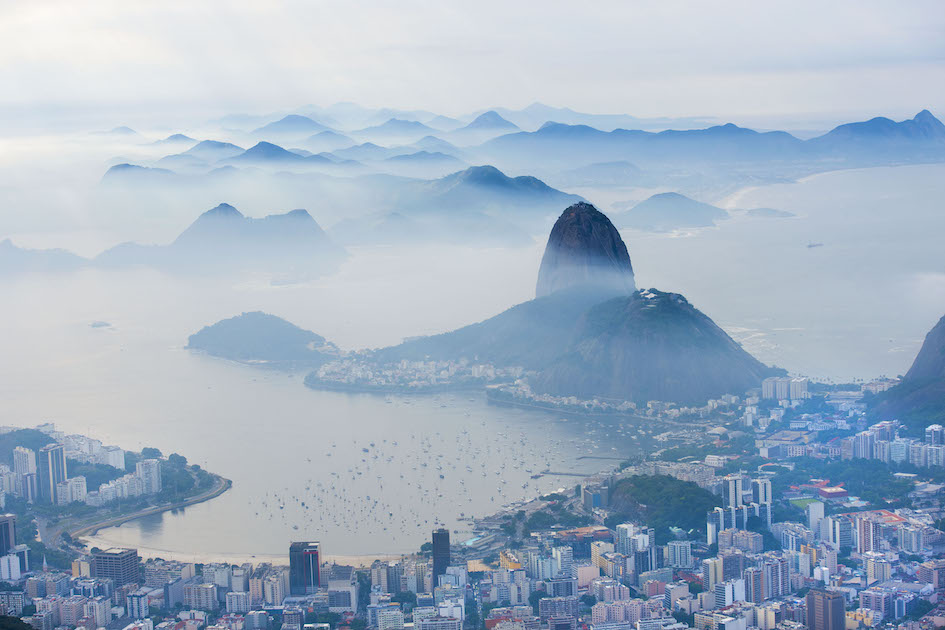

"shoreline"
[70, 473, 232, 546]
[73, 536, 411, 567]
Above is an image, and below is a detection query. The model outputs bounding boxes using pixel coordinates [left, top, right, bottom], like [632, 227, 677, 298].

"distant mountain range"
[353, 118, 436, 142]
[374, 202, 780, 404]
[188, 311, 337, 366]
[446, 111, 520, 145]
[416, 165, 581, 216]
[0, 239, 87, 272]
[131, 110, 945, 191]
[152, 133, 196, 146]
[181, 140, 244, 162]
[1, 203, 345, 275]
[222, 141, 333, 166]
[329, 165, 576, 246]
[873, 314, 945, 432]
[613, 192, 729, 232]
[252, 114, 332, 137]
[809, 110, 945, 150]
[98, 203, 345, 272]
[100, 160, 579, 242]
[474, 111, 945, 171]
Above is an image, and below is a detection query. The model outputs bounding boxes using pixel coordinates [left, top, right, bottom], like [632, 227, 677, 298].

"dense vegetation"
[0, 429, 55, 466]
[187, 311, 334, 364]
[523, 503, 591, 533]
[66, 460, 124, 489]
[606, 474, 720, 542]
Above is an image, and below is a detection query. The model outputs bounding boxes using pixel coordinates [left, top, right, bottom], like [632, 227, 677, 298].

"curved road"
[40, 473, 231, 550]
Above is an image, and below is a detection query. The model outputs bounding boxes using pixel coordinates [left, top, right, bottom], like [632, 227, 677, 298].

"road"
[39, 472, 231, 551]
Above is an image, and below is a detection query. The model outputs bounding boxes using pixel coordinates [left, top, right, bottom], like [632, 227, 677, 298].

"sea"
[1, 162, 943, 561]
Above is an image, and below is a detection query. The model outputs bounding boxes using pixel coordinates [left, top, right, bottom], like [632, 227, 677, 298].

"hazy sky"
[2, 0, 944, 128]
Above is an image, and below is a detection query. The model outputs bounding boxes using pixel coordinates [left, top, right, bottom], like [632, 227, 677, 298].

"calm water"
[621, 164, 945, 381]
[0, 258, 645, 561]
[1, 163, 943, 560]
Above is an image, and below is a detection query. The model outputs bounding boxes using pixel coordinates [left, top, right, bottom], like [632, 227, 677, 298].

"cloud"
[1, 0, 943, 125]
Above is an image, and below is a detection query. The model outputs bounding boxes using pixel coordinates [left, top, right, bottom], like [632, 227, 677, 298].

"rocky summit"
[378, 202, 779, 405]
[873, 314, 945, 430]
[535, 202, 636, 298]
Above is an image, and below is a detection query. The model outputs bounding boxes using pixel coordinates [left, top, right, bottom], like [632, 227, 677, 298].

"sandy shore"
[75, 536, 410, 567]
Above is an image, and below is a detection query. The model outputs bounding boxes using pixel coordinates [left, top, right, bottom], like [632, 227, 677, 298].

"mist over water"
[2, 108, 945, 559]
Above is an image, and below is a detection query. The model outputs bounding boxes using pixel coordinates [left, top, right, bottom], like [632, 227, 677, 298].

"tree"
[168, 453, 188, 466]
[392, 592, 417, 606]
[0, 616, 34, 630]
[529, 591, 545, 615]
[580, 594, 597, 607]
[141, 447, 163, 459]
[907, 599, 934, 621]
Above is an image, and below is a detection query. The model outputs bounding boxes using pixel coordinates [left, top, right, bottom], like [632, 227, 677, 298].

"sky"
[1, 0, 944, 129]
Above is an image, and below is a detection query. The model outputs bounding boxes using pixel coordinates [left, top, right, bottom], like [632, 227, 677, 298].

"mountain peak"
[283, 208, 314, 219]
[464, 111, 518, 130]
[913, 109, 945, 131]
[201, 203, 243, 219]
[536, 202, 636, 298]
[905, 314, 945, 383]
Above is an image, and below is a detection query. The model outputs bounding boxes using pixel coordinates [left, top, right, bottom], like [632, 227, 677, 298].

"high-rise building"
[751, 479, 773, 505]
[857, 518, 883, 554]
[288, 542, 320, 595]
[666, 541, 692, 569]
[432, 528, 450, 581]
[806, 589, 845, 630]
[807, 502, 825, 536]
[926, 424, 944, 445]
[722, 475, 744, 508]
[714, 578, 746, 609]
[90, 548, 140, 586]
[135, 460, 162, 494]
[743, 567, 763, 604]
[0, 515, 15, 555]
[37, 443, 67, 504]
[20, 473, 37, 503]
[701, 557, 724, 590]
[13, 447, 36, 477]
[615, 524, 634, 555]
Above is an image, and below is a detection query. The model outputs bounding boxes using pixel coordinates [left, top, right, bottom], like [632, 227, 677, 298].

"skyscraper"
[37, 443, 67, 504]
[289, 542, 320, 595]
[722, 475, 744, 508]
[807, 501, 825, 536]
[751, 478, 773, 504]
[0, 515, 15, 554]
[432, 528, 450, 582]
[806, 589, 845, 630]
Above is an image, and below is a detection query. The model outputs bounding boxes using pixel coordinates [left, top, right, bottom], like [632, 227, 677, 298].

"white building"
[226, 591, 251, 614]
[377, 607, 405, 630]
[0, 554, 21, 580]
[136, 459, 163, 494]
[100, 446, 126, 470]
